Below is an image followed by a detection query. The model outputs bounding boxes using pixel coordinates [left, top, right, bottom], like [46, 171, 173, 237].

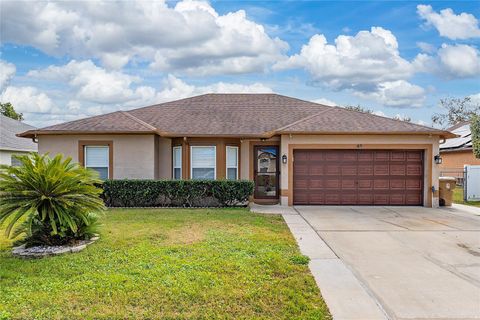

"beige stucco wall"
[38, 134, 157, 179]
[0, 150, 32, 165]
[280, 134, 441, 207]
[157, 137, 172, 179]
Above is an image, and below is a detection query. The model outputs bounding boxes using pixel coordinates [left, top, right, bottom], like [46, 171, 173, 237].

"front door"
[254, 146, 279, 199]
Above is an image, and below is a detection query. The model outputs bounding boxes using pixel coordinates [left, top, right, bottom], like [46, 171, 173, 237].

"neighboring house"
[439, 121, 480, 179]
[19, 94, 454, 207]
[0, 114, 37, 165]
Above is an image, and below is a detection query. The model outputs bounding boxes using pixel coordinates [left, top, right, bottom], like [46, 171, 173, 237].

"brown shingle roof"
[277, 107, 450, 135]
[18, 93, 455, 138]
[19, 111, 156, 137]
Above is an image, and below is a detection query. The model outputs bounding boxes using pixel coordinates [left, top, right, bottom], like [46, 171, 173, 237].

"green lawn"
[0, 208, 330, 320]
[453, 187, 480, 207]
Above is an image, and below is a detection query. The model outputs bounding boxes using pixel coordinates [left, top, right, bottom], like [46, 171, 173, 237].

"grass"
[453, 187, 480, 207]
[0, 208, 331, 320]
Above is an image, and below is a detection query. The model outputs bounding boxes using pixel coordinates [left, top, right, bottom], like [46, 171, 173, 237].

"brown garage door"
[293, 149, 424, 205]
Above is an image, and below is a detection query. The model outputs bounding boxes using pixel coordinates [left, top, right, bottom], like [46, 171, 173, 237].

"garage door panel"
[309, 165, 324, 175]
[390, 194, 406, 205]
[324, 179, 341, 189]
[341, 194, 357, 204]
[358, 165, 374, 175]
[325, 193, 341, 204]
[374, 179, 389, 190]
[342, 179, 356, 189]
[342, 165, 357, 175]
[309, 179, 323, 189]
[358, 179, 374, 190]
[374, 164, 389, 175]
[406, 179, 422, 190]
[390, 179, 406, 190]
[293, 149, 424, 206]
[407, 164, 422, 175]
[358, 193, 374, 204]
[390, 164, 406, 175]
[390, 151, 406, 161]
[407, 151, 422, 161]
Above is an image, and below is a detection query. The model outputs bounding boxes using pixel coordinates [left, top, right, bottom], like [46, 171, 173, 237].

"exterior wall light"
[434, 154, 442, 165]
[282, 154, 287, 164]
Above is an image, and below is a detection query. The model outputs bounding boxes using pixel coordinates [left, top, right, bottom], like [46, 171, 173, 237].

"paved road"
[296, 206, 480, 320]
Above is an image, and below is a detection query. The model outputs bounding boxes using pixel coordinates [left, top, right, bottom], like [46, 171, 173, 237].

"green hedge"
[101, 179, 254, 207]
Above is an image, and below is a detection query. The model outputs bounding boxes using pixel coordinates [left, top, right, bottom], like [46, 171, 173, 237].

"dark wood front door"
[293, 149, 424, 205]
[254, 146, 279, 199]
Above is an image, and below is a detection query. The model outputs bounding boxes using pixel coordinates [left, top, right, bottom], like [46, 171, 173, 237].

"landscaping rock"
[11, 237, 99, 258]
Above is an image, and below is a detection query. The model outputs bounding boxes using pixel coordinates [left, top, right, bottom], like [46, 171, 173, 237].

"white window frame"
[190, 146, 216, 180]
[226, 146, 239, 180]
[172, 146, 182, 180]
[84, 145, 110, 179]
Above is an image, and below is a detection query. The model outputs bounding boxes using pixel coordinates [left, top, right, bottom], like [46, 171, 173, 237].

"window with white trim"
[226, 146, 238, 180]
[10, 155, 22, 167]
[191, 146, 216, 180]
[173, 146, 182, 179]
[85, 146, 109, 180]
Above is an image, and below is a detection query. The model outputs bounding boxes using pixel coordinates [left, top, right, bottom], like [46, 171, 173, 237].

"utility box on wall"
[464, 165, 480, 201]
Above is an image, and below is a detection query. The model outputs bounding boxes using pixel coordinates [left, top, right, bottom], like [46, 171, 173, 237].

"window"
[85, 146, 109, 180]
[191, 146, 216, 180]
[10, 155, 22, 167]
[173, 146, 182, 179]
[226, 146, 238, 180]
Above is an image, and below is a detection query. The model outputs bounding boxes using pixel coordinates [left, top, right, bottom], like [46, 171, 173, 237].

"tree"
[0, 102, 23, 121]
[432, 97, 480, 128]
[0, 153, 105, 246]
[471, 115, 480, 159]
[344, 105, 373, 114]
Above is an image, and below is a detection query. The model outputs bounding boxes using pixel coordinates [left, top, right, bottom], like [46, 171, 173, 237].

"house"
[19, 93, 454, 207]
[439, 121, 480, 180]
[0, 114, 37, 166]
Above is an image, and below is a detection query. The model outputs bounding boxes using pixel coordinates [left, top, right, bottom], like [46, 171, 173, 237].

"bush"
[0, 153, 105, 247]
[102, 179, 254, 207]
[471, 115, 480, 159]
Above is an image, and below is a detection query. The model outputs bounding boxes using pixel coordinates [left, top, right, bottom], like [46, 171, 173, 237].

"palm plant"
[0, 153, 105, 245]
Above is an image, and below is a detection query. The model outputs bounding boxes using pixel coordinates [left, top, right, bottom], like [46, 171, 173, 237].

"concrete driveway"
[296, 205, 480, 320]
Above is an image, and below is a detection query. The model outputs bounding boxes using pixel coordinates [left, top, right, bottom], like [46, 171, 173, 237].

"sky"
[0, 0, 479, 128]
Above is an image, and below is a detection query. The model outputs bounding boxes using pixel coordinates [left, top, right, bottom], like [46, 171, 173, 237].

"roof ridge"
[121, 111, 157, 131]
[274, 107, 335, 132]
[332, 106, 444, 132]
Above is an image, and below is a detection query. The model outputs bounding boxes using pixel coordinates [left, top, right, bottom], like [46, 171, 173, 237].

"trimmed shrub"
[102, 179, 254, 207]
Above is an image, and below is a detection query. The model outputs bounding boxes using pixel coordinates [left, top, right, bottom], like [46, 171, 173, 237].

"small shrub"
[290, 254, 310, 265]
[0, 153, 105, 246]
[102, 179, 254, 207]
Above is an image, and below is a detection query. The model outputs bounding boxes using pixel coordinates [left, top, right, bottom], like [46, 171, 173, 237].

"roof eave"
[275, 130, 458, 139]
[17, 129, 157, 138]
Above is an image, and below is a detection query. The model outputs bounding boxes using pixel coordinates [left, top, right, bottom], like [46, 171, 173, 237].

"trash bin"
[439, 177, 456, 206]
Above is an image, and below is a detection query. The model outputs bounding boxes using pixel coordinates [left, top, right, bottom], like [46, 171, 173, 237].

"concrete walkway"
[281, 210, 388, 320]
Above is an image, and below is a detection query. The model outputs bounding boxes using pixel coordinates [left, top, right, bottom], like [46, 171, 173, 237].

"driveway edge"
[282, 211, 389, 320]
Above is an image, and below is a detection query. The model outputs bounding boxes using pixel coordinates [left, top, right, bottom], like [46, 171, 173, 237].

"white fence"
[464, 165, 480, 201]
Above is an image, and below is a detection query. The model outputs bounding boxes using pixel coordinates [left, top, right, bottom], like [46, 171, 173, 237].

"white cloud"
[2, 0, 287, 75]
[354, 80, 426, 108]
[417, 4, 480, 40]
[416, 42, 435, 54]
[0, 60, 16, 90]
[21, 60, 273, 126]
[275, 27, 413, 91]
[414, 44, 480, 79]
[0, 86, 54, 113]
[28, 60, 142, 104]
[313, 98, 337, 106]
[469, 93, 480, 105]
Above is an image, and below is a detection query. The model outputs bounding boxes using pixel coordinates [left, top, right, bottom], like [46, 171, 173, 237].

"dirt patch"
[457, 243, 480, 257]
[165, 224, 208, 245]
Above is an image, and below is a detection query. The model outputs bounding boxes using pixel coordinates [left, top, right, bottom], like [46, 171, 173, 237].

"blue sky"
[0, 0, 479, 128]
